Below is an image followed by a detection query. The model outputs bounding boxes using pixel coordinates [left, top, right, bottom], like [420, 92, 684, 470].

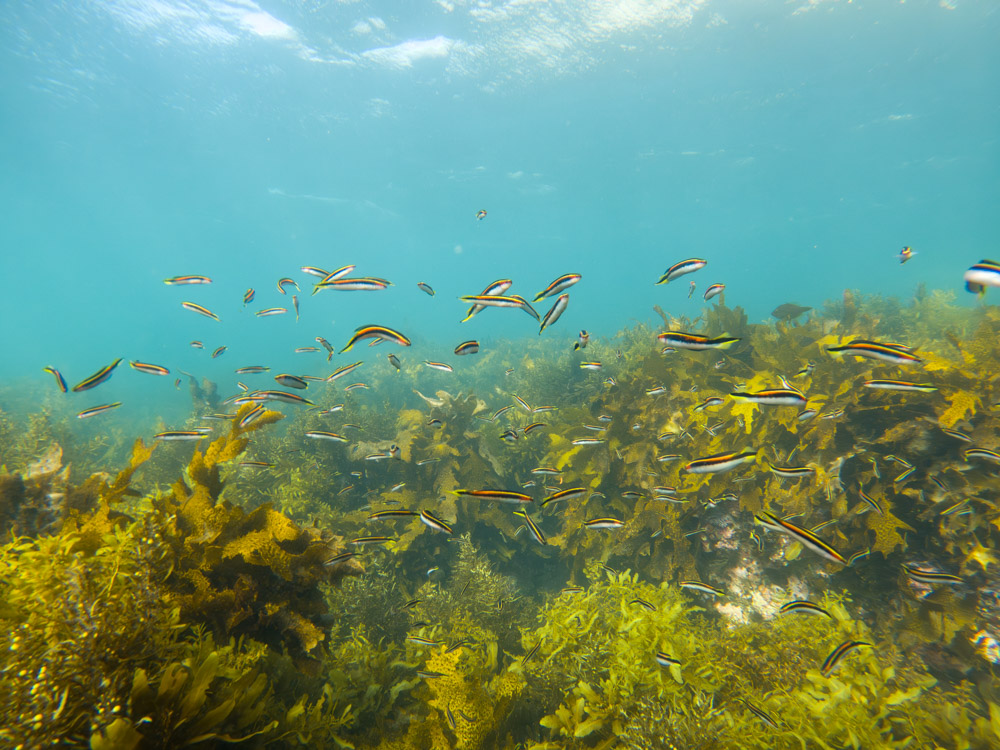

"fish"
[274, 374, 308, 389]
[857, 487, 885, 515]
[181, 302, 220, 321]
[820, 640, 870, 677]
[963, 259, 1000, 295]
[405, 635, 442, 648]
[255, 307, 287, 317]
[294, 347, 319, 354]
[292, 295, 300, 321]
[963, 448, 1000, 464]
[72, 358, 122, 392]
[657, 454, 682, 463]
[129, 361, 170, 376]
[313, 277, 389, 293]
[514, 510, 547, 545]
[190, 341, 204, 349]
[300, 266, 328, 278]
[645, 385, 667, 396]
[522, 642, 541, 663]
[541, 488, 586, 507]
[684, 450, 757, 474]
[461, 279, 513, 322]
[417, 282, 435, 296]
[703, 283, 725, 301]
[154, 430, 212, 441]
[533, 273, 581, 302]
[898, 246, 916, 264]
[941, 428, 971, 442]
[459, 294, 528, 309]
[579, 361, 602, 370]
[826, 341, 922, 366]
[420, 509, 453, 534]
[240, 461, 274, 469]
[656, 332, 740, 351]
[243, 288, 255, 306]
[778, 600, 833, 619]
[387, 353, 401, 371]
[235, 366, 270, 374]
[679, 581, 724, 596]
[492, 405, 513, 420]
[523, 422, 547, 436]
[277, 278, 299, 294]
[305, 431, 348, 442]
[539, 294, 569, 334]
[424, 361, 454, 372]
[248, 390, 313, 405]
[77, 402, 122, 419]
[500, 429, 519, 443]
[574, 330, 590, 350]
[43, 366, 68, 393]
[572, 438, 606, 446]
[771, 303, 812, 321]
[238, 404, 265, 428]
[341, 325, 411, 352]
[344, 383, 369, 392]
[349, 536, 395, 546]
[327, 362, 363, 382]
[740, 699, 780, 730]
[315, 266, 356, 285]
[755, 512, 847, 564]
[656, 258, 706, 285]
[768, 465, 816, 479]
[454, 340, 479, 355]
[211, 346, 227, 359]
[584, 518, 625, 529]
[902, 564, 963, 585]
[688, 281, 696, 299]
[730, 388, 807, 407]
[316, 337, 335, 361]
[693, 396, 724, 411]
[630, 598, 657, 612]
[655, 652, 681, 668]
[513, 395, 532, 412]
[532, 467, 561, 476]
[453, 489, 533, 504]
[476, 209, 487, 220]
[862, 380, 937, 393]
[795, 361, 815, 377]
[164, 275, 211, 285]
[848, 549, 871, 565]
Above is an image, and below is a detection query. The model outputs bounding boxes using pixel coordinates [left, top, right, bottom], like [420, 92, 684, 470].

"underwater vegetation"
[1, 287, 1000, 747]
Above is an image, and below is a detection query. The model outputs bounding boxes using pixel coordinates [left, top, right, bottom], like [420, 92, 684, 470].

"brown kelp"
[1, 289, 1000, 747]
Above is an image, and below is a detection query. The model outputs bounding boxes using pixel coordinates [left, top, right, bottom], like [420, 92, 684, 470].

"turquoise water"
[3, 3, 1000, 747]
[1, 0, 997, 392]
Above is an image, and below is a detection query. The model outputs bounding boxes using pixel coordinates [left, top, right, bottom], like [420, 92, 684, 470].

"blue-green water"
[2, 3, 1000, 748]
[1, 1, 997, 391]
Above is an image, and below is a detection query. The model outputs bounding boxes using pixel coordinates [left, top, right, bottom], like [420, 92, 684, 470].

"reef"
[1, 288, 1000, 747]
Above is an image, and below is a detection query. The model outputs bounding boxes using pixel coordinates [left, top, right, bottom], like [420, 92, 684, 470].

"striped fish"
[684, 450, 757, 474]
[657, 331, 740, 351]
[72, 358, 122, 392]
[533, 273, 581, 302]
[820, 640, 870, 677]
[656, 258, 706, 285]
[755, 512, 847, 564]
